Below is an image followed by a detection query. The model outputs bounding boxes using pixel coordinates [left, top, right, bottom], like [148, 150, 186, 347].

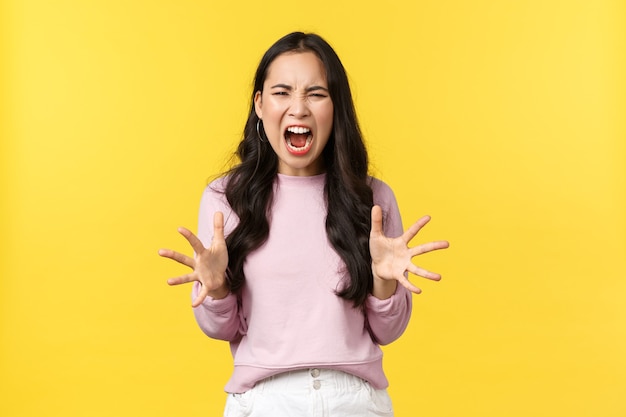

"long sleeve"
[364, 178, 413, 345]
[192, 285, 244, 342]
[364, 285, 412, 345]
[190, 175, 412, 392]
[191, 179, 246, 342]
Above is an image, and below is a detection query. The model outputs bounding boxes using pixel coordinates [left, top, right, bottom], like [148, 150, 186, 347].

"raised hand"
[370, 205, 449, 296]
[158, 211, 229, 307]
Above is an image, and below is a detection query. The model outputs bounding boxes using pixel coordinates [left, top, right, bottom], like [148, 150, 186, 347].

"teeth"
[286, 126, 311, 134]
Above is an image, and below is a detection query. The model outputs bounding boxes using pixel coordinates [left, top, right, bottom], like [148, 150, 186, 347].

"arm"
[159, 183, 244, 342]
[192, 283, 243, 342]
[365, 180, 449, 344]
[365, 284, 412, 345]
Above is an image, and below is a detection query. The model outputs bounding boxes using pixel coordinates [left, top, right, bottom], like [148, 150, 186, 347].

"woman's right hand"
[158, 211, 229, 307]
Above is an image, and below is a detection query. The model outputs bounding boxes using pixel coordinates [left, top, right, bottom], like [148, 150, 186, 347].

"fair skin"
[159, 51, 449, 306]
[370, 206, 449, 299]
[159, 209, 449, 305]
[254, 51, 333, 176]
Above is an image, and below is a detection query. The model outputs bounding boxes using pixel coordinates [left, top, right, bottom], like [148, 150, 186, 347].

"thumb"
[370, 205, 384, 236]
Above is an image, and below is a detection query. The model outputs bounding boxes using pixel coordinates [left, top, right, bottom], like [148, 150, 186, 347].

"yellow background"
[1, 0, 625, 416]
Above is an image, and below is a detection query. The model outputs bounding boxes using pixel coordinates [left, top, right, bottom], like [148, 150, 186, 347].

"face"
[254, 51, 334, 176]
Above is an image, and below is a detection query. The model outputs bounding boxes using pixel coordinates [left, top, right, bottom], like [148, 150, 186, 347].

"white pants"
[223, 369, 394, 417]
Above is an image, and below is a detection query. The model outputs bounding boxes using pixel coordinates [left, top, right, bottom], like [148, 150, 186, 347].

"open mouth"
[284, 126, 313, 155]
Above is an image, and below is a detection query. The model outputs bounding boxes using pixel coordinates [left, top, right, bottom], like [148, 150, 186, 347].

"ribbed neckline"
[276, 172, 326, 187]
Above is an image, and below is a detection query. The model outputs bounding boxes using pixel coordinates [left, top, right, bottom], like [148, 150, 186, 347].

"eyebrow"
[270, 84, 329, 93]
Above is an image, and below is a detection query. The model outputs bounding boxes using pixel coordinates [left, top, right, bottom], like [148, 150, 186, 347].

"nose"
[288, 95, 311, 118]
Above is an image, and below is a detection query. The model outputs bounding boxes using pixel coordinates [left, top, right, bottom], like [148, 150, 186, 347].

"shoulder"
[203, 175, 230, 199]
[198, 175, 238, 238]
[200, 175, 231, 210]
[368, 176, 397, 206]
[207, 175, 229, 193]
[368, 176, 403, 235]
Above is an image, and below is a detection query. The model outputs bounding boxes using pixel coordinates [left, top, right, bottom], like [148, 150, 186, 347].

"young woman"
[159, 32, 449, 417]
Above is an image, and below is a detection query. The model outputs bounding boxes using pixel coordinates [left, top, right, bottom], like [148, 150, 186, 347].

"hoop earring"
[256, 119, 267, 143]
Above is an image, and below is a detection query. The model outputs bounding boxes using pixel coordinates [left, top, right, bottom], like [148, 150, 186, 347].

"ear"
[254, 91, 263, 119]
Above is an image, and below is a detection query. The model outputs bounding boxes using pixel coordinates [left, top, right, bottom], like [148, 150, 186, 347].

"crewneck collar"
[276, 172, 326, 187]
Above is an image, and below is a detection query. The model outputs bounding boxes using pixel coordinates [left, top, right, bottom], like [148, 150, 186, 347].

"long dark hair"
[223, 32, 374, 307]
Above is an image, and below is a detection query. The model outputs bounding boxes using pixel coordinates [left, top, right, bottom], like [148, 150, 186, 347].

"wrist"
[207, 284, 230, 300]
[371, 275, 397, 300]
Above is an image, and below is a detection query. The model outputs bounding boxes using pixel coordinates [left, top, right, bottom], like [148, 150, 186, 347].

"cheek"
[319, 107, 334, 134]
[261, 102, 285, 137]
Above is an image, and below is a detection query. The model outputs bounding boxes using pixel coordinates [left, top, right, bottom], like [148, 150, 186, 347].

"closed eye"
[307, 86, 329, 99]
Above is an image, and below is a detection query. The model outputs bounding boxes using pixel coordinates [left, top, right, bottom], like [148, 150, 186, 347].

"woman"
[159, 32, 449, 416]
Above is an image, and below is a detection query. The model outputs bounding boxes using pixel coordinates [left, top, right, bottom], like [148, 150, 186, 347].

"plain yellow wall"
[1, 1, 625, 416]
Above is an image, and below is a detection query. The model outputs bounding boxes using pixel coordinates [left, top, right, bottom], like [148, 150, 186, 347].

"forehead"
[265, 51, 327, 85]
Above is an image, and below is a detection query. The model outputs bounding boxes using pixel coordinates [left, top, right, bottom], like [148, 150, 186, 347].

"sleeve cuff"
[365, 284, 407, 314]
[191, 282, 236, 314]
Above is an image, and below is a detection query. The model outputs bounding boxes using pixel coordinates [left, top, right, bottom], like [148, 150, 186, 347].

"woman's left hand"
[370, 205, 449, 295]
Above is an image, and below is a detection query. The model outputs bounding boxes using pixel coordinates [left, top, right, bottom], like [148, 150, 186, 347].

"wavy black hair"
[222, 32, 374, 307]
